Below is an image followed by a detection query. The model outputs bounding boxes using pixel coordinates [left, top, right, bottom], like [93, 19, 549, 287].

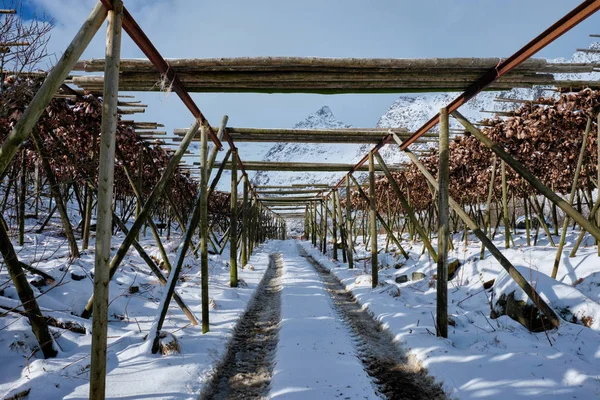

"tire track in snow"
[298, 244, 447, 400]
[200, 253, 282, 400]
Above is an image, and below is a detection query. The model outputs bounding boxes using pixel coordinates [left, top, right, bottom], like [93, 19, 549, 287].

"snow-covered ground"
[271, 241, 379, 399]
[3, 208, 600, 399]
[0, 220, 275, 399]
[301, 230, 600, 400]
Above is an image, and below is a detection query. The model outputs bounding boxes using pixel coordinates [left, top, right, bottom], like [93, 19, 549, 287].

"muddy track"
[200, 254, 283, 400]
[298, 245, 447, 400]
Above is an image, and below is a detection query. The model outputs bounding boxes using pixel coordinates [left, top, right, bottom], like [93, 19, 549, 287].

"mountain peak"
[316, 105, 333, 116]
[293, 105, 352, 130]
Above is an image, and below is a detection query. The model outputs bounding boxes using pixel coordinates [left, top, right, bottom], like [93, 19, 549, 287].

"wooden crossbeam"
[71, 57, 596, 94]
[203, 160, 404, 172]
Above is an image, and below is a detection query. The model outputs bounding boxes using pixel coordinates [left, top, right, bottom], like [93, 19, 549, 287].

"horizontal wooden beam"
[70, 57, 596, 94]
[260, 196, 320, 202]
[256, 189, 326, 195]
[202, 161, 404, 172]
[74, 57, 592, 73]
[170, 127, 433, 144]
[255, 184, 332, 189]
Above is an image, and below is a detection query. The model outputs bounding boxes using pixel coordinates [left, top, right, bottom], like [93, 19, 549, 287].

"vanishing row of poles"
[303, 109, 600, 340]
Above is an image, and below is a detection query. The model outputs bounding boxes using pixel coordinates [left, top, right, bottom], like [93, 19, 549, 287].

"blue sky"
[14, 1, 600, 136]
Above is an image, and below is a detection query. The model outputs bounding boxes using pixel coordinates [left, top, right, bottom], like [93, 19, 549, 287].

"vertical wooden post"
[83, 131, 98, 250]
[369, 152, 378, 288]
[230, 149, 238, 287]
[480, 156, 497, 259]
[331, 194, 338, 260]
[200, 123, 210, 333]
[241, 176, 249, 266]
[501, 160, 510, 249]
[136, 145, 143, 241]
[322, 200, 327, 254]
[304, 205, 309, 240]
[18, 151, 25, 246]
[334, 190, 347, 263]
[437, 108, 449, 338]
[33, 159, 40, 218]
[312, 201, 317, 247]
[89, 1, 122, 398]
[346, 175, 354, 268]
[523, 186, 530, 246]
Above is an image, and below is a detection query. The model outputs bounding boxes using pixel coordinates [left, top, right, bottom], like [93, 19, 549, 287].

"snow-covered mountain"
[253, 87, 547, 188]
[252, 106, 363, 186]
[373, 87, 551, 163]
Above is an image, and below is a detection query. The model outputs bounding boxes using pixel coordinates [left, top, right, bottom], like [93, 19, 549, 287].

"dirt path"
[298, 244, 447, 400]
[200, 253, 283, 400]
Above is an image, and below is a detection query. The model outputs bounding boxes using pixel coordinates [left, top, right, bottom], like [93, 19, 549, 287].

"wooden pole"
[33, 160, 40, 219]
[0, 2, 107, 178]
[241, 176, 248, 266]
[321, 200, 326, 254]
[230, 149, 238, 287]
[437, 108, 449, 338]
[200, 123, 210, 333]
[523, 186, 531, 246]
[551, 116, 591, 279]
[312, 201, 317, 247]
[136, 145, 143, 240]
[18, 151, 25, 246]
[89, 2, 122, 398]
[480, 156, 497, 259]
[334, 190, 347, 263]
[530, 196, 556, 246]
[304, 205, 309, 240]
[207, 150, 231, 198]
[83, 131, 98, 250]
[501, 160, 511, 249]
[369, 152, 378, 288]
[331, 193, 338, 260]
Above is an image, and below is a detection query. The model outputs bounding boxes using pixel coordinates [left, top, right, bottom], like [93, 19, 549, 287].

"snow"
[300, 230, 600, 400]
[0, 217, 276, 399]
[271, 241, 379, 399]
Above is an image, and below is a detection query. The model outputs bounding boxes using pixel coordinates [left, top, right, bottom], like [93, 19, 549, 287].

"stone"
[493, 292, 552, 332]
[412, 272, 426, 281]
[395, 275, 409, 283]
[71, 272, 86, 281]
[448, 259, 461, 280]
